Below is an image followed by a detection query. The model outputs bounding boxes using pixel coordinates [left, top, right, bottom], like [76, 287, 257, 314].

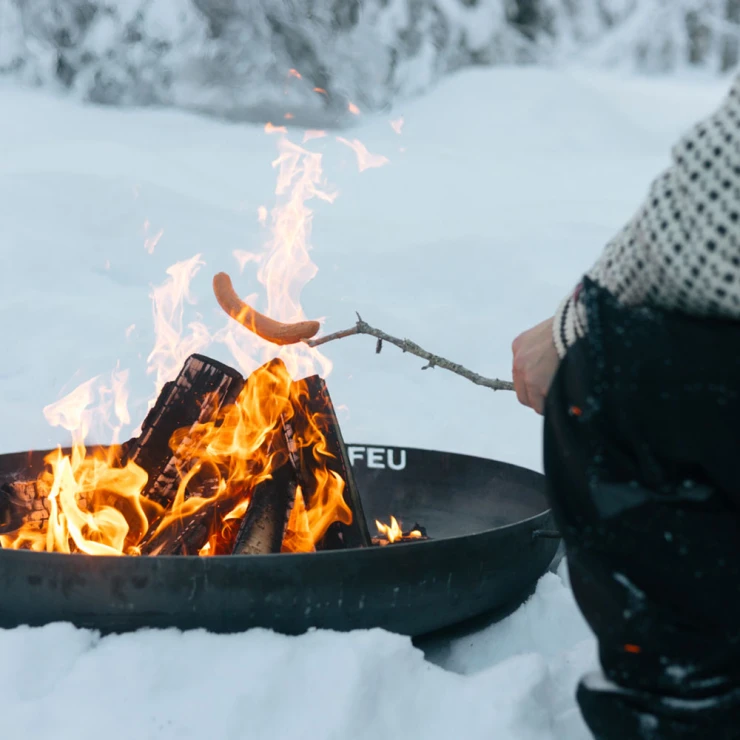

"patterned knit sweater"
[554, 75, 740, 358]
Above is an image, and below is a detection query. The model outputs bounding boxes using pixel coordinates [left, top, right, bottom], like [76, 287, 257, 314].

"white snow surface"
[0, 66, 733, 738]
[1, 566, 595, 740]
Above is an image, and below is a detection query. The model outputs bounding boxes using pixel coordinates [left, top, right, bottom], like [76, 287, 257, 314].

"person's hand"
[511, 317, 560, 415]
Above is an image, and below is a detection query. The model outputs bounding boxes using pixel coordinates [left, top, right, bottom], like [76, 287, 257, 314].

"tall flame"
[258, 131, 336, 379]
[147, 254, 211, 399]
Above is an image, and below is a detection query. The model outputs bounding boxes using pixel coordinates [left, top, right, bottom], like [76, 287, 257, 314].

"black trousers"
[543, 280, 740, 739]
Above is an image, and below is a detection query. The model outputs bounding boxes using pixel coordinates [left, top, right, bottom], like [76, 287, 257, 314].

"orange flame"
[376, 516, 402, 543]
[375, 516, 423, 544]
[147, 255, 211, 399]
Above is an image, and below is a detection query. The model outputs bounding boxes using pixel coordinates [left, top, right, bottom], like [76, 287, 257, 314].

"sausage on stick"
[213, 272, 320, 346]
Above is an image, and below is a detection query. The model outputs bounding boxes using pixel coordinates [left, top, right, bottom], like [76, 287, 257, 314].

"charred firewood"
[226, 357, 299, 555]
[232, 437, 297, 556]
[0, 479, 51, 534]
[289, 376, 371, 550]
[141, 356, 298, 556]
[139, 498, 233, 556]
[124, 354, 244, 507]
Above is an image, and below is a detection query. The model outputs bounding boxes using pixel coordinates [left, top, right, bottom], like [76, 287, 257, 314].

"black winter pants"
[543, 280, 740, 739]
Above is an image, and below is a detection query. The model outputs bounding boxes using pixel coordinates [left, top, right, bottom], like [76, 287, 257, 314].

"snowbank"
[0, 563, 596, 740]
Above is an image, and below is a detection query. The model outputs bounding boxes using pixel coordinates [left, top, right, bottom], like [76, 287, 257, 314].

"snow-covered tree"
[545, 0, 740, 72]
[0, 0, 738, 125]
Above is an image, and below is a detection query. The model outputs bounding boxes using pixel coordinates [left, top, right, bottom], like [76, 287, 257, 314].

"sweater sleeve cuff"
[553, 290, 581, 359]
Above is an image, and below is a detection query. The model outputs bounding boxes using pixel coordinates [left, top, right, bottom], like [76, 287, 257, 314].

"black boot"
[577, 671, 740, 740]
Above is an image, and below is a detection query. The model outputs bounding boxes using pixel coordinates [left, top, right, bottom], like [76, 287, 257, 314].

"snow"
[0, 66, 733, 737]
[0, 565, 595, 740]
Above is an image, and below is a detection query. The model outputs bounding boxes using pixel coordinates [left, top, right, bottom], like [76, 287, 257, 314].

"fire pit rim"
[0, 444, 558, 636]
[0, 443, 551, 560]
[0, 509, 551, 563]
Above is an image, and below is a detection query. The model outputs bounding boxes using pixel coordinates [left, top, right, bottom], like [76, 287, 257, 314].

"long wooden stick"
[306, 314, 514, 392]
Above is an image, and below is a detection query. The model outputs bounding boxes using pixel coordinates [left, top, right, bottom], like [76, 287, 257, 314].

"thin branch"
[306, 316, 514, 392]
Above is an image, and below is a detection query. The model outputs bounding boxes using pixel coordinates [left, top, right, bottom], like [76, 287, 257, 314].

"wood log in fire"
[0, 479, 51, 534]
[124, 354, 244, 507]
[232, 458, 297, 555]
[289, 376, 372, 550]
[139, 497, 237, 556]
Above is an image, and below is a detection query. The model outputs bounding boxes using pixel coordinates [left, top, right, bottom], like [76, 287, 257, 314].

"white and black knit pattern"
[554, 75, 740, 358]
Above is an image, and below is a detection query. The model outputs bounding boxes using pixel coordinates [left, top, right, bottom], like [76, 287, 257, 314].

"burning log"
[227, 360, 300, 555]
[232, 460, 297, 555]
[139, 498, 236, 556]
[124, 354, 244, 507]
[0, 479, 51, 534]
[139, 357, 297, 556]
[289, 376, 372, 550]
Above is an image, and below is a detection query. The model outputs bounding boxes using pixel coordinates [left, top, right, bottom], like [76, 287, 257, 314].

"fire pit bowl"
[0, 444, 558, 637]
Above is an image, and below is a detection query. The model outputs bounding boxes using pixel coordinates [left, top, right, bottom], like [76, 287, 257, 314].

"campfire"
[0, 352, 413, 556]
[0, 119, 432, 558]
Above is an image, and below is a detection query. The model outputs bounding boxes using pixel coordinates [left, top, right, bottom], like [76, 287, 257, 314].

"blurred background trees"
[0, 0, 738, 125]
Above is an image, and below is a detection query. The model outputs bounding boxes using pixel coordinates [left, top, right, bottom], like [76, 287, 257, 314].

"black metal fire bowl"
[0, 444, 558, 637]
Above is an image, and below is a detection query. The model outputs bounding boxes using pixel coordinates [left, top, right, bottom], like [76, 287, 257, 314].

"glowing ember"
[375, 516, 424, 545]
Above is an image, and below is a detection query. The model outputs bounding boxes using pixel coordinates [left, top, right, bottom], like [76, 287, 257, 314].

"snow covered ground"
[0, 66, 734, 738]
